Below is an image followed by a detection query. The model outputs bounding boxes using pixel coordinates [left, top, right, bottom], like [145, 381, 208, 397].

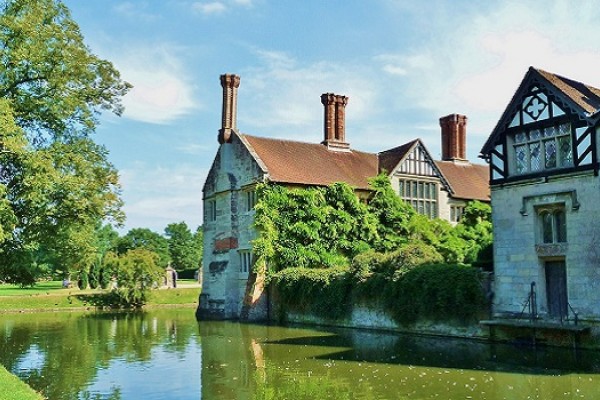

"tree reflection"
[0, 309, 197, 400]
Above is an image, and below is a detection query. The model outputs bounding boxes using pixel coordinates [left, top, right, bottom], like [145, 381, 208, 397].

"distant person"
[172, 269, 178, 288]
[62, 278, 70, 288]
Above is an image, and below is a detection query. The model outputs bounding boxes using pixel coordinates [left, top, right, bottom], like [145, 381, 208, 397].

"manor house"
[198, 74, 489, 320]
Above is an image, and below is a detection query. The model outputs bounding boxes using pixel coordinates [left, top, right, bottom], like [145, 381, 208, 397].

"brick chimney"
[218, 74, 241, 144]
[321, 93, 350, 151]
[439, 114, 467, 161]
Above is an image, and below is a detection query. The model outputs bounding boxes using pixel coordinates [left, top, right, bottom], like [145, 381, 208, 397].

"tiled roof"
[378, 139, 419, 174]
[435, 161, 490, 201]
[241, 132, 489, 201]
[241, 134, 379, 190]
[536, 68, 600, 115]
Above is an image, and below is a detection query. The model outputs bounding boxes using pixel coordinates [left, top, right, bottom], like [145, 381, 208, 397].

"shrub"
[271, 266, 352, 320]
[391, 263, 487, 325]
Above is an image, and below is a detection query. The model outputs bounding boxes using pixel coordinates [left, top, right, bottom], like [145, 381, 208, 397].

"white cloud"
[113, 2, 159, 22]
[238, 49, 380, 143]
[192, 2, 227, 14]
[112, 45, 198, 124]
[374, 0, 600, 159]
[119, 164, 206, 232]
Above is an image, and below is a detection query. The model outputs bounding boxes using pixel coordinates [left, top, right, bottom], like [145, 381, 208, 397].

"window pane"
[412, 182, 418, 198]
[515, 132, 527, 143]
[555, 211, 567, 242]
[544, 126, 557, 138]
[529, 129, 542, 140]
[544, 140, 557, 168]
[558, 135, 573, 167]
[515, 145, 528, 173]
[542, 212, 553, 243]
[406, 181, 411, 197]
[399, 181, 404, 197]
[529, 142, 541, 171]
[558, 123, 570, 136]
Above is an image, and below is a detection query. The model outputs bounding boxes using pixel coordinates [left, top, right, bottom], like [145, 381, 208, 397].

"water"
[1, 310, 600, 399]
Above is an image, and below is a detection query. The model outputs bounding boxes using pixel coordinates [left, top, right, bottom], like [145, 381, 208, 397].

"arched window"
[539, 208, 567, 244]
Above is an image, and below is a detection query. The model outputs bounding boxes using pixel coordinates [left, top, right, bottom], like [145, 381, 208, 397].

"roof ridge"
[240, 132, 375, 155]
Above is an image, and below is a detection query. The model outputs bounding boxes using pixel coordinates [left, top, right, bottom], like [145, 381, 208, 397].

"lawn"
[0, 280, 200, 312]
[0, 365, 44, 400]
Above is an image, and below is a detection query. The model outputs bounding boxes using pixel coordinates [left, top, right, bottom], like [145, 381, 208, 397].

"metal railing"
[519, 282, 538, 322]
[518, 281, 579, 326]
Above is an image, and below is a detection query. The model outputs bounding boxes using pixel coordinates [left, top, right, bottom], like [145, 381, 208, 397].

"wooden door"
[545, 261, 568, 319]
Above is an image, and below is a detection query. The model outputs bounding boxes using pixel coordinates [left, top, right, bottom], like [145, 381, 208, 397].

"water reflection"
[1, 312, 600, 399]
[0, 310, 200, 400]
[200, 322, 600, 400]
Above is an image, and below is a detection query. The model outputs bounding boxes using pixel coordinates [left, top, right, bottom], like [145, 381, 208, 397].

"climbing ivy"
[253, 177, 492, 324]
[253, 181, 380, 273]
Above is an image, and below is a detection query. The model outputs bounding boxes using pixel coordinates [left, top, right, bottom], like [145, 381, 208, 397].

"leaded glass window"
[511, 123, 572, 175]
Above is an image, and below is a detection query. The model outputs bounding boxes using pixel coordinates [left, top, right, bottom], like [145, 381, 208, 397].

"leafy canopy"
[0, 0, 130, 285]
[0, 0, 131, 142]
[165, 222, 201, 272]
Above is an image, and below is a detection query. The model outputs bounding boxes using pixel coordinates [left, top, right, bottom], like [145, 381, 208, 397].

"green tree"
[0, 0, 130, 141]
[89, 224, 120, 288]
[117, 228, 170, 268]
[0, 0, 129, 285]
[193, 225, 203, 269]
[164, 222, 200, 272]
[112, 248, 163, 307]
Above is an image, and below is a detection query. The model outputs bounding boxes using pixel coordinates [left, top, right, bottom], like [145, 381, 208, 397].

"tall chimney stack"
[218, 74, 241, 144]
[439, 114, 467, 161]
[321, 93, 350, 151]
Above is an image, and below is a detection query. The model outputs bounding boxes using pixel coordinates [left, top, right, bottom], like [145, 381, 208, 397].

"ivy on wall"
[253, 175, 492, 324]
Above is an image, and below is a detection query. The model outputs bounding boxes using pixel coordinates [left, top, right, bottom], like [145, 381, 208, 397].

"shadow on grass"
[72, 292, 141, 309]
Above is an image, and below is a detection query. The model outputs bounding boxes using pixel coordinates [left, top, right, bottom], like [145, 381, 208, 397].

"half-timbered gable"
[481, 67, 600, 183]
[480, 67, 600, 324]
[380, 139, 452, 219]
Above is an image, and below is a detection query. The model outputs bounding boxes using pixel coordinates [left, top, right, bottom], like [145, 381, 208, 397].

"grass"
[0, 280, 200, 312]
[0, 365, 44, 400]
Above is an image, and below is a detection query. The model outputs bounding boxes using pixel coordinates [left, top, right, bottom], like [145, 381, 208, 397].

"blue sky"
[62, 0, 600, 234]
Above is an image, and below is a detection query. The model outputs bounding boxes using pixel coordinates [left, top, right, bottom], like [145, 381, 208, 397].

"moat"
[1, 309, 600, 399]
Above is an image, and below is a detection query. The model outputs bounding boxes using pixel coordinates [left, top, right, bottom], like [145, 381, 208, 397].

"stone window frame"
[537, 205, 567, 245]
[206, 198, 217, 222]
[398, 178, 438, 219]
[239, 250, 253, 276]
[244, 189, 257, 213]
[450, 205, 465, 223]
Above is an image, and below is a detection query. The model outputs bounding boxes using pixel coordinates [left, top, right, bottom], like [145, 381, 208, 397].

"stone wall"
[491, 171, 600, 321]
[282, 303, 487, 340]
[198, 134, 268, 320]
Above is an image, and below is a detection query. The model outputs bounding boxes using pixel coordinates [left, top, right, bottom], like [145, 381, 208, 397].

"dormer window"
[512, 123, 573, 175]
